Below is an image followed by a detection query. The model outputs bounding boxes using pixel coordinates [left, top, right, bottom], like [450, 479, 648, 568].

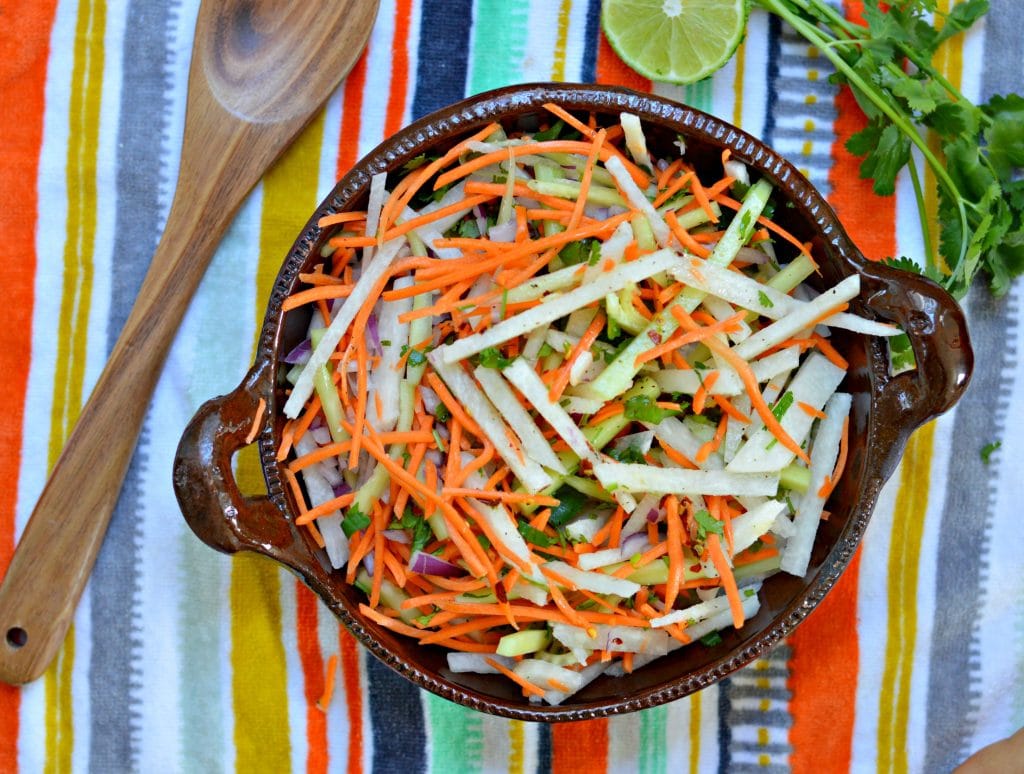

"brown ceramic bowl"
[173, 83, 972, 721]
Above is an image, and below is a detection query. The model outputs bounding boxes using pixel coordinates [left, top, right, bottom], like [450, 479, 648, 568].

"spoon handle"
[0, 178, 245, 683]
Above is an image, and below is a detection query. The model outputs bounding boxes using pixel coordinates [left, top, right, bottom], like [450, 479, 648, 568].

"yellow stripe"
[731, 39, 746, 128]
[688, 692, 701, 774]
[877, 425, 936, 773]
[231, 109, 327, 773]
[551, 0, 573, 82]
[876, 4, 962, 770]
[507, 719, 525, 773]
[45, 0, 107, 770]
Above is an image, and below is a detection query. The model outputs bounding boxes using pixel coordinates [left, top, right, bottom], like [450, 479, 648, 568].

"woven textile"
[0, 1, 1021, 771]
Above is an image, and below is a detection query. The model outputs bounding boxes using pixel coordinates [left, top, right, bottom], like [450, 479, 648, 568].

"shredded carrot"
[798, 401, 828, 419]
[818, 415, 850, 499]
[664, 496, 684, 608]
[672, 307, 810, 464]
[316, 653, 340, 712]
[706, 533, 745, 629]
[811, 332, 850, 370]
[485, 657, 547, 698]
[245, 398, 266, 445]
[664, 210, 712, 258]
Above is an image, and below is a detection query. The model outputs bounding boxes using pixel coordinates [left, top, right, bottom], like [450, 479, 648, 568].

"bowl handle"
[858, 260, 974, 428]
[173, 362, 293, 558]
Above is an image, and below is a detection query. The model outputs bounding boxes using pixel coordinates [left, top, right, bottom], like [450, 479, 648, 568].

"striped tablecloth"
[1, 1, 1021, 771]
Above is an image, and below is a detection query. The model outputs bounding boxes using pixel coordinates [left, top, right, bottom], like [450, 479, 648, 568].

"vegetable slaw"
[275, 105, 897, 705]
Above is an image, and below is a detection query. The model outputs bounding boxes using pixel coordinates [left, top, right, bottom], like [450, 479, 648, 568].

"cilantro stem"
[754, 0, 971, 271]
[907, 154, 936, 275]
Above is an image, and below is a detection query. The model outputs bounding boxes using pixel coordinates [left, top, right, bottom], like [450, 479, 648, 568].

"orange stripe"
[552, 718, 608, 772]
[788, 548, 862, 773]
[384, 0, 413, 137]
[825, 2, 897, 262]
[339, 629, 364, 774]
[336, 47, 370, 177]
[0, 0, 60, 759]
[788, 7, 879, 766]
[595, 30, 651, 92]
[296, 583, 328, 774]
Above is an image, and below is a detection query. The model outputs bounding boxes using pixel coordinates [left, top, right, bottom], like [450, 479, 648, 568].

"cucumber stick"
[588, 178, 774, 402]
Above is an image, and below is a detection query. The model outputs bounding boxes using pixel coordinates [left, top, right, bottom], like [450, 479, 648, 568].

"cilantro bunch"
[754, 0, 1024, 298]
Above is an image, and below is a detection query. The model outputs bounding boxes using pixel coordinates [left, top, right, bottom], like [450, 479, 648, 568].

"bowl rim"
[177, 82, 973, 721]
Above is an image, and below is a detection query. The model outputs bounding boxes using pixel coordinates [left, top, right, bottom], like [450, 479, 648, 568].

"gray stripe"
[730, 742, 793, 755]
[924, 2, 1024, 769]
[89, 1, 180, 770]
[728, 764, 790, 774]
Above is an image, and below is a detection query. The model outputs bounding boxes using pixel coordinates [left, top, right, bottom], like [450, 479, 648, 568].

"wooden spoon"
[0, 0, 380, 684]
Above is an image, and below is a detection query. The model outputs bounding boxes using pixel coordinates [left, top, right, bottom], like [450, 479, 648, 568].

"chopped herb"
[380, 339, 392, 347]
[771, 390, 795, 421]
[410, 518, 432, 555]
[694, 509, 724, 542]
[533, 119, 581, 142]
[624, 395, 680, 423]
[400, 344, 428, 368]
[607, 445, 647, 464]
[757, 290, 774, 308]
[475, 346, 515, 370]
[559, 238, 601, 267]
[517, 522, 554, 548]
[980, 440, 1002, 464]
[341, 505, 371, 538]
[548, 485, 588, 527]
[402, 153, 431, 172]
[699, 631, 723, 647]
[434, 403, 451, 423]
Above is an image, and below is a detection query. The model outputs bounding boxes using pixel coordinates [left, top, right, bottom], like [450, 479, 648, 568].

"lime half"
[601, 0, 749, 85]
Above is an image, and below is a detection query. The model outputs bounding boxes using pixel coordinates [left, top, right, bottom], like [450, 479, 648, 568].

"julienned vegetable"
[276, 105, 896, 705]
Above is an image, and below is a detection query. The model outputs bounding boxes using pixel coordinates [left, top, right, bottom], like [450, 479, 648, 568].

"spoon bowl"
[0, 0, 380, 685]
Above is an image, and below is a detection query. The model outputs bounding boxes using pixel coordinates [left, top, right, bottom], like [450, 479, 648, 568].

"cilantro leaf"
[475, 346, 514, 370]
[558, 238, 601, 267]
[982, 93, 1024, 180]
[548, 485, 588, 527]
[607, 445, 647, 464]
[980, 440, 1002, 464]
[883, 256, 922, 275]
[341, 505, 371, 538]
[693, 508, 724, 542]
[699, 631, 723, 647]
[517, 522, 554, 548]
[623, 395, 680, 424]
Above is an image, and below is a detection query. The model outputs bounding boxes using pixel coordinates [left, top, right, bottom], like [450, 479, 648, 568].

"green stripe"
[177, 193, 266, 774]
[639, 704, 667, 774]
[468, 0, 530, 94]
[685, 78, 714, 114]
[426, 694, 485, 773]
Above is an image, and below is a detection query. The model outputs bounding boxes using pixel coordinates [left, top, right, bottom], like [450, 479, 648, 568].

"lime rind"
[601, 0, 750, 85]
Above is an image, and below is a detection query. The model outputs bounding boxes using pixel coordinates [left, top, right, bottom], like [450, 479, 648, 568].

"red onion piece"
[283, 338, 312, 364]
[332, 481, 352, 498]
[472, 205, 488, 238]
[621, 531, 650, 557]
[409, 551, 464, 577]
[488, 220, 517, 243]
[382, 529, 410, 544]
[366, 312, 382, 356]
